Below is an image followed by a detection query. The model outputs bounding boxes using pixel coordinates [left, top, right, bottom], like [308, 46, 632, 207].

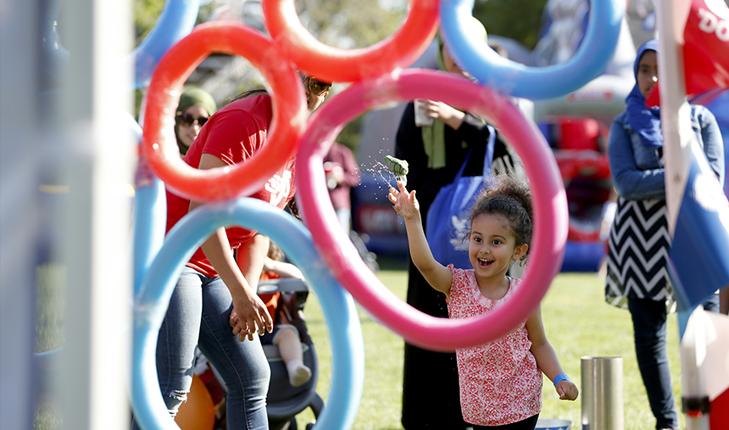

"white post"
[54, 1, 134, 429]
[654, 0, 693, 236]
[654, 2, 710, 429]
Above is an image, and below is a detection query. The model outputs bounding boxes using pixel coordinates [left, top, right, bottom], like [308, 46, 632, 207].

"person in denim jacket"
[609, 100, 724, 202]
[605, 39, 724, 430]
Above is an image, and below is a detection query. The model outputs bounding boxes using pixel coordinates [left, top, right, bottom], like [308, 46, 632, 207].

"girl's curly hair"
[468, 173, 532, 259]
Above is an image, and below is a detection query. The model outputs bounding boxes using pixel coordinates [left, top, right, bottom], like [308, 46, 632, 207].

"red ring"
[262, 0, 440, 83]
[142, 21, 308, 202]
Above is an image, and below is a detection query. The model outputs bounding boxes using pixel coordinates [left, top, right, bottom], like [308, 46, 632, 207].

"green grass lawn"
[294, 257, 685, 430]
[37, 259, 685, 430]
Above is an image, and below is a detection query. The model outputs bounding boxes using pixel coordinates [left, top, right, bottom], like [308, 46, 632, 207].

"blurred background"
[133, 0, 662, 272]
[4, 1, 727, 429]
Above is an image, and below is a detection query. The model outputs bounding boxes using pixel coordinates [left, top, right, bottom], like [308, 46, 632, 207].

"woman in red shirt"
[132, 75, 330, 430]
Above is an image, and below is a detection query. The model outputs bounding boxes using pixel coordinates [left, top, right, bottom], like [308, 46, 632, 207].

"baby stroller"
[187, 278, 322, 430]
[257, 277, 323, 430]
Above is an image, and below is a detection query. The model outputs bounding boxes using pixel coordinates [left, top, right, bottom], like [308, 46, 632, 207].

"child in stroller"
[256, 239, 323, 430]
[259, 241, 312, 388]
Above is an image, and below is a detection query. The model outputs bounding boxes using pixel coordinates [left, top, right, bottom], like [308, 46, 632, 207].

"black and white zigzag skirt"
[605, 197, 674, 310]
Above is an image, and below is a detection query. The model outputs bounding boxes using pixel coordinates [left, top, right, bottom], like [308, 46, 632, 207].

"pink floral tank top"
[447, 266, 542, 426]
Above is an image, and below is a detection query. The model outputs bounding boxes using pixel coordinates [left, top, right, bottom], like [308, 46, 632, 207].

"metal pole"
[581, 356, 624, 430]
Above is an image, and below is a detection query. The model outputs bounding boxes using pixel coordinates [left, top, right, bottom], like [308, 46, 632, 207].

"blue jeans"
[132, 267, 270, 430]
[628, 294, 719, 429]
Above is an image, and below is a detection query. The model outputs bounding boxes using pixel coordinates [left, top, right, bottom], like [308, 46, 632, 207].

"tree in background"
[134, 0, 407, 50]
[133, 0, 549, 152]
[133, 0, 409, 152]
[473, 0, 549, 49]
[295, 0, 407, 48]
[134, 0, 165, 44]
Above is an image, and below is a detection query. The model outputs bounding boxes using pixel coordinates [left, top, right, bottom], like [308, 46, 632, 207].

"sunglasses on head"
[176, 113, 208, 127]
[304, 76, 331, 96]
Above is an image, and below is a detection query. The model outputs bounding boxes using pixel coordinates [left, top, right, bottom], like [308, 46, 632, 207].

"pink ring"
[262, 0, 439, 83]
[296, 69, 568, 351]
[142, 21, 308, 202]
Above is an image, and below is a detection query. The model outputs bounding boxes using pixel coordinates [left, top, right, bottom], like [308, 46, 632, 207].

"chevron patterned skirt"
[605, 197, 674, 310]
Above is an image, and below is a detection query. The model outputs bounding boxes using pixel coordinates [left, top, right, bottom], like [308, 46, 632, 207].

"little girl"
[388, 174, 578, 429]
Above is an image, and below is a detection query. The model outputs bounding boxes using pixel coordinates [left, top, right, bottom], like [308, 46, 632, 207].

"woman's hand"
[388, 181, 419, 221]
[192, 155, 275, 342]
[417, 99, 465, 129]
[556, 380, 579, 401]
[230, 287, 273, 342]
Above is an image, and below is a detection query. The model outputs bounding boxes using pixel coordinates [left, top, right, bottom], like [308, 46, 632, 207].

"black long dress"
[395, 102, 518, 429]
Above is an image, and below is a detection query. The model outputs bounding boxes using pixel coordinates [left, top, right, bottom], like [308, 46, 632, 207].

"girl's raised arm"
[389, 181, 453, 295]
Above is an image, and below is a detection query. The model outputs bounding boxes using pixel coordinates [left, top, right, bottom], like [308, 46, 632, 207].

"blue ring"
[133, 179, 166, 293]
[129, 0, 200, 89]
[131, 198, 364, 430]
[440, 0, 625, 100]
[128, 112, 167, 294]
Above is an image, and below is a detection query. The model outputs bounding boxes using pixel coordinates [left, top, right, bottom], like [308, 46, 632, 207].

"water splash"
[360, 153, 407, 201]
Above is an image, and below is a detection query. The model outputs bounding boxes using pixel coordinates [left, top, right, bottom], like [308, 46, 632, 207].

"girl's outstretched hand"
[388, 181, 419, 220]
[556, 380, 579, 401]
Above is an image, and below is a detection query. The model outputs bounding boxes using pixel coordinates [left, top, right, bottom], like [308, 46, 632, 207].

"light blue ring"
[439, 0, 625, 100]
[133, 179, 166, 293]
[130, 0, 200, 89]
[131, 198, 364, 430]
[128, 113, 167, 294]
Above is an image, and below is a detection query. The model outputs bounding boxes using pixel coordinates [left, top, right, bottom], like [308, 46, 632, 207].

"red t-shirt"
[166, 94, 296, 278]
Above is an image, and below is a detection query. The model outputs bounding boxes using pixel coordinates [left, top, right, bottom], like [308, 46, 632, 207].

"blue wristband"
[553, 373, 570, 386]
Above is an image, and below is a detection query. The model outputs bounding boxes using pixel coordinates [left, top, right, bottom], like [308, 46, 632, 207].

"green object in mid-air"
[384, 155, 409, 177]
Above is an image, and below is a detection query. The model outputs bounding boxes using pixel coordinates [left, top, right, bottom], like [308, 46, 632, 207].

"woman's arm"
[191, 153, 273, 341]
[526, 306, 579, 400]
[232, 234, 273, 340]
[698, 107, 725, 187]
[607, 117, 666, 200]
[388, 182, 453, 295]
[419, 100, 466, 130]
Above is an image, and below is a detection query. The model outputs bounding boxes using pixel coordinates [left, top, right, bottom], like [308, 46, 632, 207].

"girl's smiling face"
[469, 213, 528, 285]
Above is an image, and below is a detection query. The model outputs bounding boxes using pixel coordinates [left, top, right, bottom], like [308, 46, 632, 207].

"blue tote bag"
[425, 126, 495, 269]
